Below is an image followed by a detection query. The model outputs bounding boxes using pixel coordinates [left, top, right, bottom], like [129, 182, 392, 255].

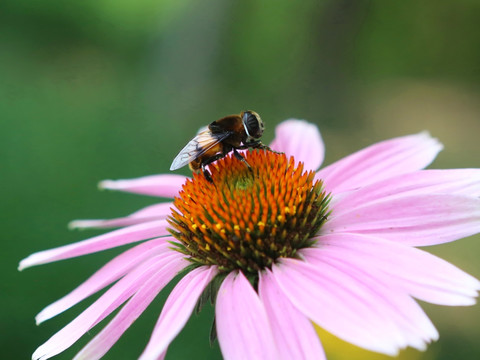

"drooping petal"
[69, 203, 174, 229]
[259, 270, 326, 360]
[99, 174, 188, 198]
[272, 258, 411, 356]
[301, 247, 440, 349]
[19, 220, 170, 270]
[138, 266, 218, 360]
[269, 120, 325, 171]
[216, 271, 279, 360]
[74, 259, 198, 360]
[324, 194, 480, 246]
[332, 169, 480, 215]
[32, 252, 187, 360]
[316, 132, 443, 194]
[310, 233, 480, 306]
[36, 239, 171, 325]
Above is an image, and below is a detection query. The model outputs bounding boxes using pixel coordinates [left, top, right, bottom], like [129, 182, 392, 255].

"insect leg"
[250, 142, 283, 155]
[201, 153, 227, 183]
[202, 167, 213, 183]
[233, 148, 252, 171]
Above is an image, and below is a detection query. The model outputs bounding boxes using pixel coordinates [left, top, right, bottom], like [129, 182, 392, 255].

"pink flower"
[20, 120, 480, 360]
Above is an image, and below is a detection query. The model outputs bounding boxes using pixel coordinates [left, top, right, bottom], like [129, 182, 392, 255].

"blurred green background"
[2, 0, 480, 359]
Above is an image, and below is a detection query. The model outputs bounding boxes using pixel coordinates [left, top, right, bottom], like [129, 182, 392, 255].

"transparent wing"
[170, 129, 231, 170]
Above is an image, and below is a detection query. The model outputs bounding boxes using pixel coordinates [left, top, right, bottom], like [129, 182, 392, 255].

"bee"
[170, 110, 275, 182]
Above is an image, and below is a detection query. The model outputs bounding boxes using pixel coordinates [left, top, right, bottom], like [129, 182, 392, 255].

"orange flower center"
[168, 150, 330, 274]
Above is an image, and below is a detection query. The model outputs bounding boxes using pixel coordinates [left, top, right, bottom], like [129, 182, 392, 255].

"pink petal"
[138, 266, 218, 360]
[259, 270, 326, 360]
[73, 257, 193, 360]
[99, 174, 188, 198]
[324, 194, 480, 246]
[19, 220, 170, 270]
[36, 239, 171, 325]
[216, 271, 279, 360]
[69, 203, 174, 229]
[32, 252, 187, 360]
[272, 258, 410, 356]
[311, 233, 480, 306]
[269, 120, 325, 171]
[332, 169, 480, 215]
[301, 247, 439, 350]
[316, 132, 443, 194]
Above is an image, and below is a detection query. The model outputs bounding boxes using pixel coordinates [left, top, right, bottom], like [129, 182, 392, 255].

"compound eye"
[243, 111, 263, 138]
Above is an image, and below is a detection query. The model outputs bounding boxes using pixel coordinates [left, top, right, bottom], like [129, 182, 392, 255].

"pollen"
[168, 150, 331, 274]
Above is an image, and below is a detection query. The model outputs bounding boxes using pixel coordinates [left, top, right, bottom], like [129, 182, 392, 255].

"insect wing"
[170, 130, 230, 170]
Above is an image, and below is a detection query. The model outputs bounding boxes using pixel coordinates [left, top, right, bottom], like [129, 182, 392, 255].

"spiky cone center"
[168, 150, 331, 275]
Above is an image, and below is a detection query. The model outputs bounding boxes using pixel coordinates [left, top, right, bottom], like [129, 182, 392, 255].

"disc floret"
[168, 150, 331, 274]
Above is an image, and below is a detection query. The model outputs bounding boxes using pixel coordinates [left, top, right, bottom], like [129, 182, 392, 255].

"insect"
[170, 110, 276, 182]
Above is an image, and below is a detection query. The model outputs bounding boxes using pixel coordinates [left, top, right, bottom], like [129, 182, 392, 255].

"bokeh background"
[2, 0, 480, 359]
